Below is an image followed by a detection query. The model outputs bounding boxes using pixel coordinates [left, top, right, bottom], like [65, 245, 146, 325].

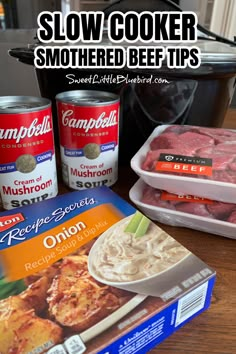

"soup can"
[0, 96, 58, 210]
[56, 90, 120, 190]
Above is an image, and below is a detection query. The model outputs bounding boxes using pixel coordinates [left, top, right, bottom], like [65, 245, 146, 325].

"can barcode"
[175, 282, 208, 327]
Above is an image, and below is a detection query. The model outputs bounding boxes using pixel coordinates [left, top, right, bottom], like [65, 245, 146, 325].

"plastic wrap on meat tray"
[129, 179, 236, 239]
[130, 125, 236, 203]
[142, 125, 236, 182]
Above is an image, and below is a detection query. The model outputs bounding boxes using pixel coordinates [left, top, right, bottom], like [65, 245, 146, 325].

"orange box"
[0, 187, 215, 354]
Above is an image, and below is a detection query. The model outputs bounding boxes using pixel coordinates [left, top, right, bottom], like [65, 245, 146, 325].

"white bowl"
[88, 215, 198, 297]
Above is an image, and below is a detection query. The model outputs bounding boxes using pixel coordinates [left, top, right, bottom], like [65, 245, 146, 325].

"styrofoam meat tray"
[130, 125, 236, 203]
[129, 178, 236, 239]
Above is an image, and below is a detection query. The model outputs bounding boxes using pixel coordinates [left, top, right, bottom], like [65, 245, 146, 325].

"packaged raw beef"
[129, 179, 236, 239]
[131, 125, 236, 203]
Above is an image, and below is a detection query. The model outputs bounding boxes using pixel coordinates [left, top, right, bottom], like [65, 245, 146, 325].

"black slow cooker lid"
[8, 36, 236, 77]
[197, 40, 236, 63]
[9, 37, 236, 62]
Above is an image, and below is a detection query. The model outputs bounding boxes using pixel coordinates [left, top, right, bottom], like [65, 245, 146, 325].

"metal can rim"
[0, 96, 51, 113]
[55, 90, 120, 106]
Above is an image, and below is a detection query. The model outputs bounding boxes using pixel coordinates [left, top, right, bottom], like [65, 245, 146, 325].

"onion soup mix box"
[0, 186, 216, 354]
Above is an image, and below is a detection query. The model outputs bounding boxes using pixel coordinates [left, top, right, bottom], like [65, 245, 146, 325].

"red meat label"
[0, 213, 25, 232]
[161, 191, 214, 204]
[155, 154, 213, 176]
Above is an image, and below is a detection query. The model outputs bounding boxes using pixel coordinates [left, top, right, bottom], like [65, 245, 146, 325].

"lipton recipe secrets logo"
[0, 213, 25, 232]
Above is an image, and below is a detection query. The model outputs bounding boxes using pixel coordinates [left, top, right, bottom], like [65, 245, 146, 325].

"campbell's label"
[57, 98, 119, 190]
[0, 105, 58, 209]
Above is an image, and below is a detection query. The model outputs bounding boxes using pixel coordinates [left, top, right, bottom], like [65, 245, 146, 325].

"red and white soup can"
[0, 96, 58, 210]
[56, 90, 120, 190]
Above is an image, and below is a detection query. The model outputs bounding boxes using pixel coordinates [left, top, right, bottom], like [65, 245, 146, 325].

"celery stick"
[124, 211, 143, 233]
[135, 216, 150, 238]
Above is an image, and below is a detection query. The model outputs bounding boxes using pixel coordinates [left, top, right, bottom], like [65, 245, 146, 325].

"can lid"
[0, 96, 51, 113]
[55, 90, 120, 106]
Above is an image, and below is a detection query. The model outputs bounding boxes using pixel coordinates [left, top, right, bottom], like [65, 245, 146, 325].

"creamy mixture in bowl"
[88, 214, 190, 283]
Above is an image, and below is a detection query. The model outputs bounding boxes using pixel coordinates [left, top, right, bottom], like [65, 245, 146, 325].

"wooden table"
[1, 109, 236, 353]
[112, 108, 236, 354]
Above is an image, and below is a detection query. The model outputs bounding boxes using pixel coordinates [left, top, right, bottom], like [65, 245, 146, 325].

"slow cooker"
[8, 0, 236, 164]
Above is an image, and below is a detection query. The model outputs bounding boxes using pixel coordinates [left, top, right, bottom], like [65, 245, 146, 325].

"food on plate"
[141, 184, 236, 223]
[7, 312, 63, 354]
[0, 247, 132, 353]
[47, 255, 127, 332]
[19, 276, 52, 313]
[0, 291, 63, 353]
[89, 213, 190, 283]
[24, 262, 60, 286]
[142, 126, 236, 183]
